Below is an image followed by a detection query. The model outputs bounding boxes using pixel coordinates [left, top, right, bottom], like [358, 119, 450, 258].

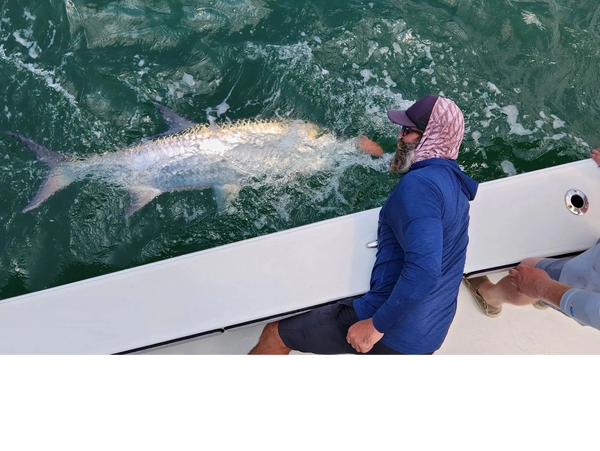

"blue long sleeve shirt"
[353, 158, 478, 354]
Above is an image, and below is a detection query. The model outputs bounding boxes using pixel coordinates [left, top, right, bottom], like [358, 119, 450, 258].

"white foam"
[551, 115, 565, 129]
[487, 82, 501, 95]
[384, 76, 396, 87]
[472, 131, 481, 144]
[0, 45, 79, 111]
[263, 88, 281, 104]
[501, 105, 533, 135]
[13, 30, 41, 59]
[216, 102, 229, 116]
[522, 11, 545, 30]
[48, 26, 56, 47]
[423, 45, 433, 60]
[167, 83, 184, 99]
[182, 73, 195, 86]
[24, 11, 36, 21]
[547, 133, 567, 141]
[484, 103, 500, 118]
[360, 69, 376, 83]
[501, 160, 517, 176]
[205, 107, 216, 124]
[573, 137, 590, 148]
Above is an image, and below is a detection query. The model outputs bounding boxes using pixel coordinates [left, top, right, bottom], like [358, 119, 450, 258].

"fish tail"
[8, 132, 74, 212]
[8, 132, 66, 169]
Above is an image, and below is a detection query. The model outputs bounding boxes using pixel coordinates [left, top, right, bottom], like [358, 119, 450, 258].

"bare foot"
[357, 136, 383, 157]
[592, 148, 600, 166]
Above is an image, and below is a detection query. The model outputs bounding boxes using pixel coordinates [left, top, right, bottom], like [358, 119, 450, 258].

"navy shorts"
[278, 297, 406, 355]
[535, 257, 572, 281]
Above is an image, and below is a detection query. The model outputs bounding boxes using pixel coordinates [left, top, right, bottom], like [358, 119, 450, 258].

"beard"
[390, 139, 419, 174]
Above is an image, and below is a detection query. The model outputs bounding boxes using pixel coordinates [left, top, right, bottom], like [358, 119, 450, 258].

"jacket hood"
[410, 158, 478, 201]
[413, 97, 465, 164]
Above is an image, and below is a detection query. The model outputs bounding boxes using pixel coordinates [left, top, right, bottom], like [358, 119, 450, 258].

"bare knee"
[248, 322, 291, 355]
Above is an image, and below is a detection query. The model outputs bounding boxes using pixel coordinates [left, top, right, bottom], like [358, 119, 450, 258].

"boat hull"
[1, 159, 600, 354]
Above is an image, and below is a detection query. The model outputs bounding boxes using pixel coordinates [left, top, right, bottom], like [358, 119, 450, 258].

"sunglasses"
[399, 125, 424, 136]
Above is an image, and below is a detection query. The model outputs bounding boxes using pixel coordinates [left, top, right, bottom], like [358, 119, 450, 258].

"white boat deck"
[443, 279, 600, 354]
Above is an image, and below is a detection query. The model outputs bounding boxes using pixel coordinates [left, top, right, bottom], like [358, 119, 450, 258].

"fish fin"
[22, 170, 74, 213]
[8, 132, 66, 169]
[8, 132, 74, 212]
[153, 104, 197, 137]
[213, 184, 241, 211]
[125, 186, 162, 218]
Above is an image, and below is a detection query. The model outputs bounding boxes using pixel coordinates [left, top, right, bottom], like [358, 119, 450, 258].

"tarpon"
[8, 105, 366, 217]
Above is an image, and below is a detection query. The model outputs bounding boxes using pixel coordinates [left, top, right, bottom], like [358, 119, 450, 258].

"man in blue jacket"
[249, 95, 479, 354]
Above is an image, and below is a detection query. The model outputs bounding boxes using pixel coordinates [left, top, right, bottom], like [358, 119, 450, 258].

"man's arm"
[346, 177, 444, 352]
[509, 264, 600, 330]
[356, 136, 383, 157]
[508, 265, 569, 308]
[372, 177, 444, 333]
[591, 147, 600, 166]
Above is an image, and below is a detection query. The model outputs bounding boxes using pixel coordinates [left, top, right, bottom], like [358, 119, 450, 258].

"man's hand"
[591, 148, 600, 166]
[509, 264, 573, 308]
[508, 264, 552, 299]
[357, 136, 383, 157]
[346, 319, 384, 353]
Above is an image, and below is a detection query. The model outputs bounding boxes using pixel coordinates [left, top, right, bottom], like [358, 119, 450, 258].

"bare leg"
[478, 257, 545, 308]
[248, 322, 292, 355]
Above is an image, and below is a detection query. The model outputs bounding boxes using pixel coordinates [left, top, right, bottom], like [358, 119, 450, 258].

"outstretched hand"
[346, 318, 384, 353]
[357, 136, 384, 157]
[591, 148, 600, 166]
[508, 264, 551, 299]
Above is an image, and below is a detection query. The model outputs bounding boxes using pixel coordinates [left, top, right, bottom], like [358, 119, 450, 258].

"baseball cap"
[387, 95, 439, 131]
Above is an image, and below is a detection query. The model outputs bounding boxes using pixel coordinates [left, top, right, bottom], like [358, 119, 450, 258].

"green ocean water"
[0, 0, 599, 300]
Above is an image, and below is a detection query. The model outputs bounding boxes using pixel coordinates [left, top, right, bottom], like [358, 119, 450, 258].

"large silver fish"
[9, 105, 370, 217]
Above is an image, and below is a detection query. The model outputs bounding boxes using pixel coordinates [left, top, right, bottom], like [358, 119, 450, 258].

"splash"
[522, 11, 545, 30]
[0, 45, 80, 112]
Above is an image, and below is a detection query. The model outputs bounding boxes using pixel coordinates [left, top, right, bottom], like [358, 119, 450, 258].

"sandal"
[463, 276, 502, 318]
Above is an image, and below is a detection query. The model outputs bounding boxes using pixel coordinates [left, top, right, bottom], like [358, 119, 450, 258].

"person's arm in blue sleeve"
[371, 176, 444, 334]
[560, 289, 600, 330]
